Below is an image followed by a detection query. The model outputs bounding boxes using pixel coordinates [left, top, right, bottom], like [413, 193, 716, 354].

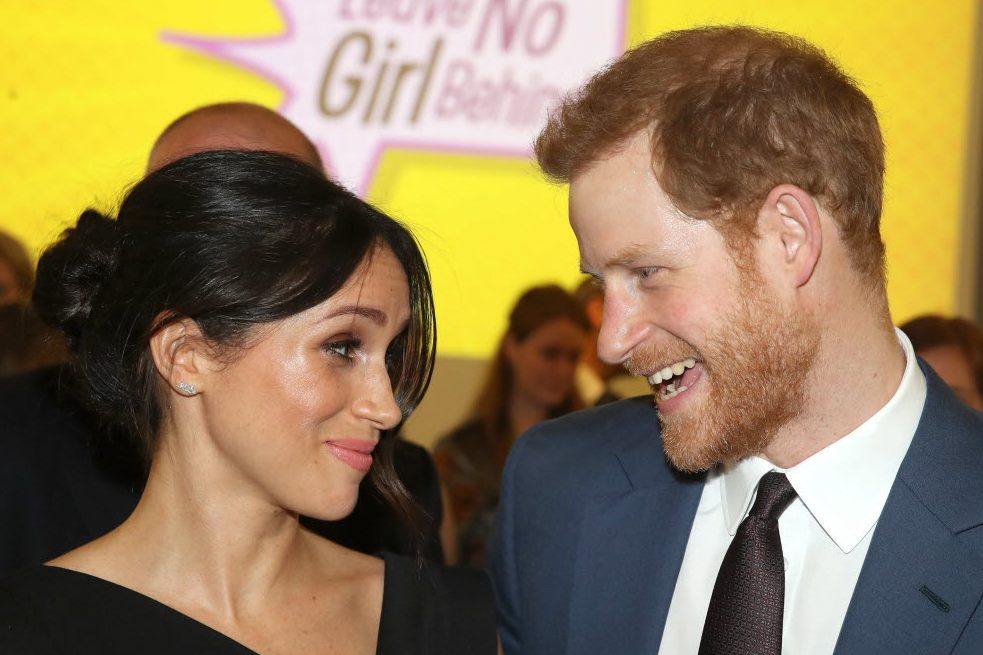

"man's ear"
[149, 317, 208, 396]
[759, 184, 823, 288]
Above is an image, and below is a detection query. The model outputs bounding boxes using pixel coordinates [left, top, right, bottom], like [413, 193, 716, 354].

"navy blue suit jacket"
[488, 364, 983, 654]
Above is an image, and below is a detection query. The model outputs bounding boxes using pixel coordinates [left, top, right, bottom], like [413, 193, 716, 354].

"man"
[489, 26, 983, 655]
[0, 102, 444, 574]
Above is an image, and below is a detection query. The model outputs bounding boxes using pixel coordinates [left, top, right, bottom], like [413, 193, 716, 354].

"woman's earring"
[175, 382, 198, 396]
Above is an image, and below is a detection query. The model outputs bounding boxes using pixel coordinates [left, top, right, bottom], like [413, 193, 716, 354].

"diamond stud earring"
[175, 382, 198, 396]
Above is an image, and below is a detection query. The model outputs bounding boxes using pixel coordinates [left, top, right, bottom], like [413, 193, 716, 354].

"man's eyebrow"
[318, 305, 387, 326]
[607, 243, 652, 267]
[581, 243, 653, 276]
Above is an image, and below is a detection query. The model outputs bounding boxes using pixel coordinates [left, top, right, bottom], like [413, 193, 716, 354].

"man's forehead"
[572, 128, 654, 176]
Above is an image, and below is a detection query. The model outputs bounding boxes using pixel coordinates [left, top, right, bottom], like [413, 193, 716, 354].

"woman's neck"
[94, 428, 316, 621]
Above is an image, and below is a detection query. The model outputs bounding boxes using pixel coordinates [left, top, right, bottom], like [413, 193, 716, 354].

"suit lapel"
[835, 368, 983, 654]
[565, 432, 704, 655]
[834, 482, 983, 654]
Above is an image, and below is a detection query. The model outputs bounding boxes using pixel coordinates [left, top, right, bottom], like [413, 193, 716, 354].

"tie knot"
[749, 471, 797, 521]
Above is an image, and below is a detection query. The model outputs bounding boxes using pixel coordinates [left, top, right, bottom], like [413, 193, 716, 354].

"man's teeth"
[660, 383, 688, 400]
[647, 358, 697, 386]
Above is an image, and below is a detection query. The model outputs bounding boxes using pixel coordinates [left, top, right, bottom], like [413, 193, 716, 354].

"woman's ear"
[149, 317, 207, 397]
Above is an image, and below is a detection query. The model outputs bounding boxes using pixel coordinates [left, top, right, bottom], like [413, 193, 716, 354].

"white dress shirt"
[658, 330, 927, 654]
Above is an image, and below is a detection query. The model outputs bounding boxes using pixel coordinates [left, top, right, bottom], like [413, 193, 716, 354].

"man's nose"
[596, 287, 649, 364]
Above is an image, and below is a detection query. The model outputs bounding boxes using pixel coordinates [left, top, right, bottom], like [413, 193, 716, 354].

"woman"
[0, 151, 497, 654]
[434, 284, 588, 567]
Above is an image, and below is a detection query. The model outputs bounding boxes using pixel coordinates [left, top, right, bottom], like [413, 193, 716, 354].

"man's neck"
[763, 314, 905, 469]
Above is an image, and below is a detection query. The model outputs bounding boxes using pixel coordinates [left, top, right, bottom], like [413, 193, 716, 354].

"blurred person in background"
[901, 314, 983, 411]
[434, 284, 589, 567]
[0, 230, 34, 305]
[573, 277, 651, 405]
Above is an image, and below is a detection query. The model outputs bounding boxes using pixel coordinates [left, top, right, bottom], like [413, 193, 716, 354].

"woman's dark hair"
[471, 283, 589, 439]
[33, 149, 436, 524]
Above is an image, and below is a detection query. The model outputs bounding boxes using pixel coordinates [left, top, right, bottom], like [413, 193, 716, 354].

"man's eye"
[637, 267, 661, 279]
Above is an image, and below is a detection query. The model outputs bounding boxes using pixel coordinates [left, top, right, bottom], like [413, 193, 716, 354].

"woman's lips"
[325, 439, 376, 473]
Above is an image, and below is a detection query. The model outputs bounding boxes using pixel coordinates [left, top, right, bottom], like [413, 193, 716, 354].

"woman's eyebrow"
[317, 305, 387, 326]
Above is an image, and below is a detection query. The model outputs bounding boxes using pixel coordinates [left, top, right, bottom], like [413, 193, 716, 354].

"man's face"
[569, 133, 818, 471]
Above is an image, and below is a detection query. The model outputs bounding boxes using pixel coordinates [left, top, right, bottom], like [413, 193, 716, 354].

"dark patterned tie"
[699, 471, 798, 655]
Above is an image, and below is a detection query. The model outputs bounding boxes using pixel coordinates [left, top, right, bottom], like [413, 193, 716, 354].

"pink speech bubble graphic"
[163, 0, 627, 194]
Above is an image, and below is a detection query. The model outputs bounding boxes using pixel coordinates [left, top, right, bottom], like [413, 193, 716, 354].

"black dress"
[0, 552, 497, 654]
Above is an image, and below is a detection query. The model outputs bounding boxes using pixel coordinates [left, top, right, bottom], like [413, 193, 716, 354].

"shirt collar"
[719, 329, 926, 553]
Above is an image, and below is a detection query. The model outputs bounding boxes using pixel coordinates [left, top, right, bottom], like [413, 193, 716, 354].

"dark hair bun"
[33, 209, 121, 349]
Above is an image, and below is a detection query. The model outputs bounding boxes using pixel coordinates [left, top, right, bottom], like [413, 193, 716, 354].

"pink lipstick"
[326, 439, 376, 473]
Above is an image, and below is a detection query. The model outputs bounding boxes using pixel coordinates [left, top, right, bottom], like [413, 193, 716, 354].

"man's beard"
[628, 275, 820, 473]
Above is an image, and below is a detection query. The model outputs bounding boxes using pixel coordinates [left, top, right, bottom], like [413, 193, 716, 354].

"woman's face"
[195, 246, 409, 520]
[506, 317, 587, 411]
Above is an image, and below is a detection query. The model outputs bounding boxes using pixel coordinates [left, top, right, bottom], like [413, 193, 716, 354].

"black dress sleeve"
[376, 552, 497, 655]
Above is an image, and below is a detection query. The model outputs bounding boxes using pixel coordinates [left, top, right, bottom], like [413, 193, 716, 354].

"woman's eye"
[324, 339, 361, 360]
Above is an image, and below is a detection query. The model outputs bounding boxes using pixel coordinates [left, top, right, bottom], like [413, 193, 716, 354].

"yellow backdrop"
[0, 1, 977, 358]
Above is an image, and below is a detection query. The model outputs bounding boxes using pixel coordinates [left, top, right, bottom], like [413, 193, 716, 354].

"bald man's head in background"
[147, 102, 323, 172]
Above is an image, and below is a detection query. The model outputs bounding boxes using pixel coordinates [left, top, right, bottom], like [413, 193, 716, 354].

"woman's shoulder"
[378, 552, 497, 655]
